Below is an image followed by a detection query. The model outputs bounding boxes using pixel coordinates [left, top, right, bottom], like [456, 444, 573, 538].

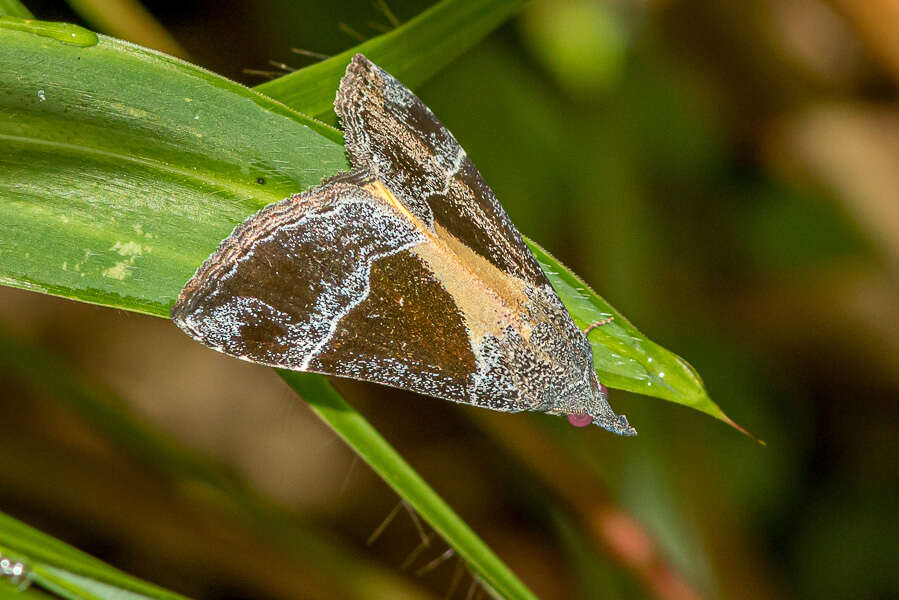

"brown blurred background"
[1, 0, 897, 599]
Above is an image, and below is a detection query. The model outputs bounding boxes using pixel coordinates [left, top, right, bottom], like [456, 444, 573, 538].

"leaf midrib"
[0, 132, 285, 206]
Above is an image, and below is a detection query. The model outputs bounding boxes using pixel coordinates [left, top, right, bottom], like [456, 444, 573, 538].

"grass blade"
[281, 372, 535, 600]
[0, 515, 191, 599]
[255, 0, 529, 123]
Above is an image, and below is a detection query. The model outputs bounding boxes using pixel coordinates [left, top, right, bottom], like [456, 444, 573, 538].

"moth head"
[567, 370, 637, 436]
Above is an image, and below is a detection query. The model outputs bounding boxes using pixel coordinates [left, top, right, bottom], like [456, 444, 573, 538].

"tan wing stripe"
[364, 180, 531, 343]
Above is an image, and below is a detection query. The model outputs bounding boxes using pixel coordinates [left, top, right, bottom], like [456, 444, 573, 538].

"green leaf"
[0, 16, 345, 316]
[255, 0, 529, 123]
[527, 239, 744, 431]
[0, 513, 192, 599]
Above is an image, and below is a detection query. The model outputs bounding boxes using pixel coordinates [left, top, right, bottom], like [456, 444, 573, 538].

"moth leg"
[583, 316, 614, 336]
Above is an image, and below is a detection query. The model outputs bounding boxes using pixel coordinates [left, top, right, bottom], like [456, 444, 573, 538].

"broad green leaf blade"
[279, 372, 531, 600]
[255, 0, 528, 123]
[0, 17, 345, 317]
[0, 514, 191, 600]
[526, 238, 746, 431]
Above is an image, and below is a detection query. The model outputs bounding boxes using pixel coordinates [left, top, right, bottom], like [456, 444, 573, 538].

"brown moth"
[171, 54, 636, 436]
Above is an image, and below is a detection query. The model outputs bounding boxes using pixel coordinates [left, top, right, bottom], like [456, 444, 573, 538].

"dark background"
[2, 1, 897, 599]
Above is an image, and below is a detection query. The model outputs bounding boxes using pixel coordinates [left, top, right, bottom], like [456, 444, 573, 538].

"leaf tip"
[722, 413, 765, 445]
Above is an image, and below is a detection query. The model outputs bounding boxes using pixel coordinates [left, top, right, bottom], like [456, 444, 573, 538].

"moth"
[172, 54, 635, 436]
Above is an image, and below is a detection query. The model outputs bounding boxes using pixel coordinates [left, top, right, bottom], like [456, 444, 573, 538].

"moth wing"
[335, 54, 550, 290]
[171, 172, 480, 403]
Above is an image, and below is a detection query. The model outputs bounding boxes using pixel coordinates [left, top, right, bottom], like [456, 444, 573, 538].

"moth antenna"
[367, 500, 404, 545]
[415, 547, 455, 576]
[338, 23, 366, 42]
[445, 557, 465, 599]
[401, 532, 435, 570]
[267, 60, 296, 73]
[291, 47, 330, 61]
[373, 0, 401, 27]
[583, 315, 614, 336]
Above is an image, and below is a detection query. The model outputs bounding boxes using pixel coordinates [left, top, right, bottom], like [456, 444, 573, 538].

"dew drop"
[0, 551, 30, 590]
